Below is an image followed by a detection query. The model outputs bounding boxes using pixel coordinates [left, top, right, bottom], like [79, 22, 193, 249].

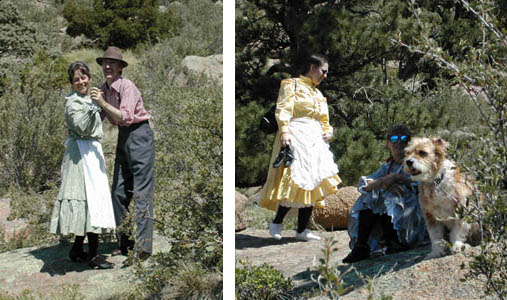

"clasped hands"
[381, 173, 411, 197]
[90, 87, 106, 107]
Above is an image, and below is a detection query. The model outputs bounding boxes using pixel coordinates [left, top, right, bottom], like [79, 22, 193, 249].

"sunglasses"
[389, 135, 410, 143]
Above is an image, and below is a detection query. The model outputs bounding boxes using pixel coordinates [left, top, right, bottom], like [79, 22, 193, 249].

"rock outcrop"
[0, 231, 172, 299]
[168, 54, 223, 87]
[235, 191, 249, 232]
[236, 228, 494, 300]
[312, 186, 360, 230]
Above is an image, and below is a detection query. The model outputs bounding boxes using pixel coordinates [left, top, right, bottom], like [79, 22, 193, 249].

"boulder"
[243, 186, 262, 199]
[168, 54, 223, 87]
[235, 191, 249, 232]
[0, 198, 29, 242]
[312, 186, 360, 230]
[181, 54, 223, 82]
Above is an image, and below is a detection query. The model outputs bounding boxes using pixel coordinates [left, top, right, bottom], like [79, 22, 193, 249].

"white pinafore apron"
[76, 139, 116, 229]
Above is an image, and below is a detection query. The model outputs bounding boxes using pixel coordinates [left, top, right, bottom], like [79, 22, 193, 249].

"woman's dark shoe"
[272, 147, 286, 168]
[284, 147, 294, 167]
[69, 249, 88, 262]
[89, 255, 115, 269]
[342, 245, 370, 263]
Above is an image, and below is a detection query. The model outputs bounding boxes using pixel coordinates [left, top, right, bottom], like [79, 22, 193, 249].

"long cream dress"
[260, 76, 342, 211]
[49, 91, 115, 236]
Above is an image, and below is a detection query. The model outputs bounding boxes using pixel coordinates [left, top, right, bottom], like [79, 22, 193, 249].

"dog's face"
[403, 137, 449, 182]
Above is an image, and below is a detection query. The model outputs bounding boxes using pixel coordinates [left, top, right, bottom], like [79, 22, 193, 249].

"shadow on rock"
[235, 233, 304, 249]
[289, 245, 430, 295]
[337, 245, 430, 291]
[29, 241, 118, 276]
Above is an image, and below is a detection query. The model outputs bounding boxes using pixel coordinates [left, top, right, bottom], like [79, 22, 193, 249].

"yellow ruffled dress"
[259, 76, 342, 211]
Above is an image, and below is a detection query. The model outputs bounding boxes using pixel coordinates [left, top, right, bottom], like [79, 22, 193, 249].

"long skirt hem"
[49, 198, 109, 236]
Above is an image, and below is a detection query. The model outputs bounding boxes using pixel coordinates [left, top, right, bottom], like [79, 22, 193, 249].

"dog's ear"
[431, 137, 449, 157]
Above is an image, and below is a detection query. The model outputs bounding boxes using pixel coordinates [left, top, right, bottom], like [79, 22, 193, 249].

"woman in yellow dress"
[260, 54, 342, 241]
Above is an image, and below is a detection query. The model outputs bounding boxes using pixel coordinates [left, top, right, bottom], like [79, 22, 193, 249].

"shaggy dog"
[403, 137, 480, 259]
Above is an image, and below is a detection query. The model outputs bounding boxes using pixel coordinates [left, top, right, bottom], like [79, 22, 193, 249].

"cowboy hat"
[96, 46, 128, 68]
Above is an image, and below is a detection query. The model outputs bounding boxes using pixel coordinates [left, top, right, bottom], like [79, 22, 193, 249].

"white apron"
[76, 139, 116, 229]
[288, 117, 339, 191]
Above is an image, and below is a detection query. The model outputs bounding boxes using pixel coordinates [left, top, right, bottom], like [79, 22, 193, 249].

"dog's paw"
[451, 241, 469, 253]
[424, 245, 448, 260]
[424, 251, 444, 260]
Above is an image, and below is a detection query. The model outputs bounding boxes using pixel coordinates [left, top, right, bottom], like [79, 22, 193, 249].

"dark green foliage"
[63, 0, 178, 49]
[235, 102, 275, 186]
[235, 0, 490, 188]
[236, 262, 299, 300]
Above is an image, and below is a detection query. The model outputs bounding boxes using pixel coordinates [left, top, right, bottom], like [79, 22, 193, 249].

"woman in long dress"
[50, 61, 116, 269]
[260, 54, 342, 241]
[343, 124, 428, 263]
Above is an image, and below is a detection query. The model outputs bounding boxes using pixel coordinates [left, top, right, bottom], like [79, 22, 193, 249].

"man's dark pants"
[111, 120, 155, 254]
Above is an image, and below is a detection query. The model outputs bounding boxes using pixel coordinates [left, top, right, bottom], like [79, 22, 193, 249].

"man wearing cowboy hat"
[90, 46, 154, 267]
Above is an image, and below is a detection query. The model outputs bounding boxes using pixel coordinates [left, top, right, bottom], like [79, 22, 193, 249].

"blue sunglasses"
[389, 135, 410, 143]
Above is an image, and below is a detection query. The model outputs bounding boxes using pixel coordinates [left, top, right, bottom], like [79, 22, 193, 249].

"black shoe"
[69, 249, 88, 262]
[342, 245, 370, 263]
[122, 251, 151, 268]
[273, 147, 286, 168]
[89, 255, 115, 269]
[284, 147, 294, 167]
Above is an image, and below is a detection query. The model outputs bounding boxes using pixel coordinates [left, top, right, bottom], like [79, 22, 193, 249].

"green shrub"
[120, 80, 223, 297]
[168, 0, 223, 57]
[0, 1, 223, 298]
[131, 260, 222, 299]
[0, 284, 83, 300]
[236, 261, 297, 300]
[118, 46, 223, 297]
[63, 0, 179, 49]
[394, 1, 507, 298]
[0, 50, 67, 191]
[463, 135, 507, 299]
[0, 1, 37, 58]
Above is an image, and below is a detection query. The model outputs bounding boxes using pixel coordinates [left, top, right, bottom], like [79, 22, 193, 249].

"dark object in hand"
[273, 146, 294, 168]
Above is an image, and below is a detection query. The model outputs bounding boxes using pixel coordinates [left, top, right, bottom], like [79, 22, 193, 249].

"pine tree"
[235, 0, 484, 187]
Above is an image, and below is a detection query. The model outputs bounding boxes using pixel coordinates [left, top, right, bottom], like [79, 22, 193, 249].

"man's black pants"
[112, 120, 155, 254]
